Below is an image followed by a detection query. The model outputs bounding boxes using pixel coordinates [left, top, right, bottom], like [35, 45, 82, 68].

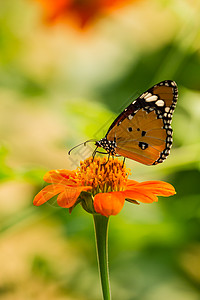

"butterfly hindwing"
[104, 80, 178, 165]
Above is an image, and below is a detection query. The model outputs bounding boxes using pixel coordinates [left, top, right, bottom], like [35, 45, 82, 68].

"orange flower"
[35, 0, 138, 28]
[33, 157, 176, 217]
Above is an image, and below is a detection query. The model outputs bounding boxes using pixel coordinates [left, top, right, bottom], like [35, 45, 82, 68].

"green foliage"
[31, 255, 55, 280]
[0, 145, 14, 181]
[23, 167, 48, 184]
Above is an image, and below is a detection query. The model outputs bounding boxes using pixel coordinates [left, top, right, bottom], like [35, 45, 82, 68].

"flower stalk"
[93, 214, 111, 300]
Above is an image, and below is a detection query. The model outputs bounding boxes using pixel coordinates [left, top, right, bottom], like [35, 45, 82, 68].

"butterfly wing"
[106, 80, 178, 165]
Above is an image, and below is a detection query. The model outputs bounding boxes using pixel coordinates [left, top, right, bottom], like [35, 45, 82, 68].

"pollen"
[74, 157, 130, 194]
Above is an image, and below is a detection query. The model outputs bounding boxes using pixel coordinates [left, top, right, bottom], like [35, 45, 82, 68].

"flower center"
[75, 156, 130, 194]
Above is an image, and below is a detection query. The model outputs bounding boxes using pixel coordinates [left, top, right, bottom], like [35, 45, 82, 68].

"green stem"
[93, 214, 111, 300]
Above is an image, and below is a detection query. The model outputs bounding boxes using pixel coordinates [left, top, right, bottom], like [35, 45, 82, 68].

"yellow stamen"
[73, 157, 130, 194]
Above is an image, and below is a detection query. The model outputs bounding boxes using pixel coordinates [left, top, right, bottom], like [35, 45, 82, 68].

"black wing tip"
[154, 80, 177, 88]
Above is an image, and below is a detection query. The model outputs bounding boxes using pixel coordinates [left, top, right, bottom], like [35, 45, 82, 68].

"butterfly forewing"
[105, 80, 178, 165]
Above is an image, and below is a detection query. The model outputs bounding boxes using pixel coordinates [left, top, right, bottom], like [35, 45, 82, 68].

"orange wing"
[105, 80, 178, 165]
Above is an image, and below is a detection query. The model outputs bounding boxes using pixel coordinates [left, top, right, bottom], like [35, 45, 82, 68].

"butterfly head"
[95, 138, 117, 155]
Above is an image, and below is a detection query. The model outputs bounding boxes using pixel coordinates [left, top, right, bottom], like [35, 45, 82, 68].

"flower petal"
[57, 186, 92, 208]
[43, 169, 77, 185]
[94, 192, 125, 217]
[33, 184, 65, 206]
[126, 179, 139, 187]
[133, 181, 176, 196]
[123, 189, 158, 203]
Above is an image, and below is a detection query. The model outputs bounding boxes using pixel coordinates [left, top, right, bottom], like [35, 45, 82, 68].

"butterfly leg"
[92, 145, 98, 162]
[122, 157, 126, 168]
[101, 153, 111, 166]
[95, 151, 108, 155]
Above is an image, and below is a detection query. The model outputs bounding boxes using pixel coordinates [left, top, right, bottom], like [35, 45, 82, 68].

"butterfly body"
[95, 80, 178, 165]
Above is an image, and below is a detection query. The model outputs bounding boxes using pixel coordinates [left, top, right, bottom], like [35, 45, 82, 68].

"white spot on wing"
[144, 93, 152, 99]
[145, 95, 158, 102]
[155, 99, 165, 107]
[140, 92, 148, 99]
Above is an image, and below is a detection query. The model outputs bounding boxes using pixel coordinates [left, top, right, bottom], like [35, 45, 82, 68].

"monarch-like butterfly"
[94, 80, 178, 165]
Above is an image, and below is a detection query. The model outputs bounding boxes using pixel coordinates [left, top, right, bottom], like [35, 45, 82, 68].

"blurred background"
[0, 0, 200, 299]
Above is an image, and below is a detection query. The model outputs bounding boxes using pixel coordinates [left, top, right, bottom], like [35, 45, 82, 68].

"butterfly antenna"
[68, 139, 97, 155]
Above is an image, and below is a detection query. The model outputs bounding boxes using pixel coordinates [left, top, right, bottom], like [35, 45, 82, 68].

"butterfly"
[94, 80, 178, 165]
